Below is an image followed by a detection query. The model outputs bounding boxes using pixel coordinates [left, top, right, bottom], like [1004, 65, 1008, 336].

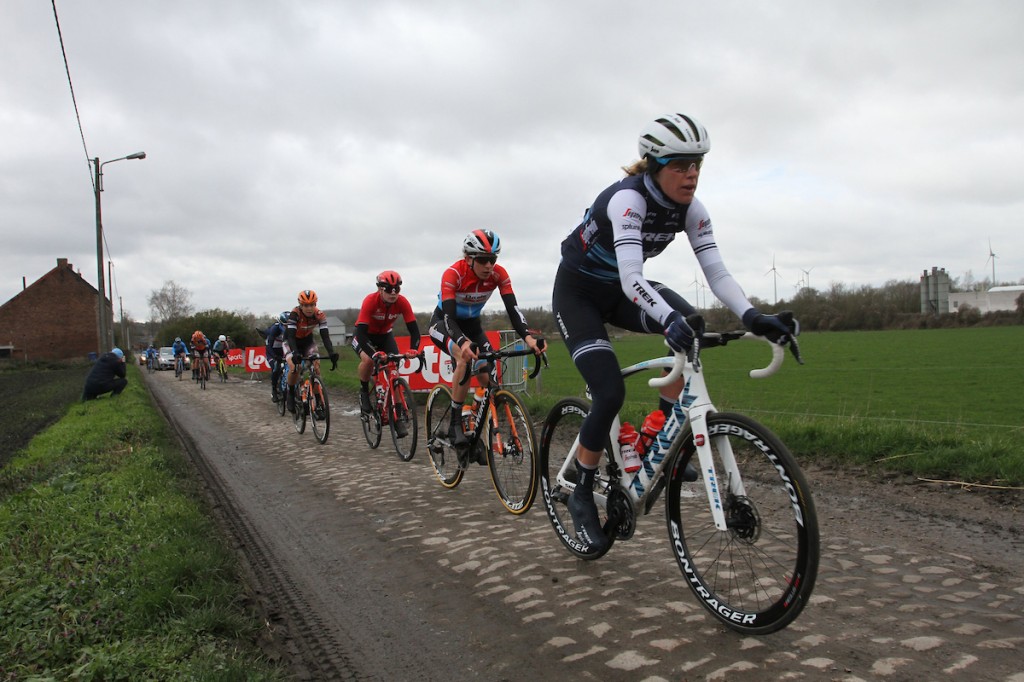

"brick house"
[0, 258, 108, 361]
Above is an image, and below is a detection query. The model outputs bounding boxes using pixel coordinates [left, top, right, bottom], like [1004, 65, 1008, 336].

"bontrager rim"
[537, 328, 818, 633]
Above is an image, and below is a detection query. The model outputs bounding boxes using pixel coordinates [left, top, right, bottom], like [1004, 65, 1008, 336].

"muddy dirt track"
[142, 370, 1023, 681]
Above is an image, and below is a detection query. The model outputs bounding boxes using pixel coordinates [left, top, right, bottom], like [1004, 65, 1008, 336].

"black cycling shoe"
[359, 389, 372, 414]
[287, 392, 297, 414]
[567, 491, 608, 552]
[394, 416, 409, 438]
[448, 422, 468, 447]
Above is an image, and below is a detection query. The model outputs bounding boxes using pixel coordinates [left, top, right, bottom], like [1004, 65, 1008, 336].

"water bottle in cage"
[639, 409, 666, 456]
[619, 422, 642, 473]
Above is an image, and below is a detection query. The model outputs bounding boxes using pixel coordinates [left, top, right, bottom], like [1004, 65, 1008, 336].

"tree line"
[132, 277, 1024, 351]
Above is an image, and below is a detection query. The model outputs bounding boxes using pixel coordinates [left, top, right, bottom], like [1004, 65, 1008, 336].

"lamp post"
[94, 152, 145, 353]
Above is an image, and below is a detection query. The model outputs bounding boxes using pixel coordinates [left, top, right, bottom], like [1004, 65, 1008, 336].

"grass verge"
[0, 364, 284, 680]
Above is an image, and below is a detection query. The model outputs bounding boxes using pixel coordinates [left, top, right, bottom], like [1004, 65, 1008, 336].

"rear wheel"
[538, 398, 615, 559]
[388, 378, 418, 461]
[309, 378, 330, 444]
[665, 412, 820, 634]
[425, 384, 463, 488]
[487, 389, 538, 515]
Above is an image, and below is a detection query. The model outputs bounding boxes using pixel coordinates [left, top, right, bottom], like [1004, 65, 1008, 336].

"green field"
[326, 326, 1024, 487]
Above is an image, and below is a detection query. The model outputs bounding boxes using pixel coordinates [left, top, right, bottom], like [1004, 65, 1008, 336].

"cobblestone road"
[147, 370, 1023, 681]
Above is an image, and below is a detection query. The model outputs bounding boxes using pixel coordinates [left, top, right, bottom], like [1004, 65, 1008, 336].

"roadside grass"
[0, 364, 284, 680]
[324, 327, 1024, 487]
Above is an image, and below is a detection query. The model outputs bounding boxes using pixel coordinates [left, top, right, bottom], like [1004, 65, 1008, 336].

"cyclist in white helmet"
[551, 113, 801, 552]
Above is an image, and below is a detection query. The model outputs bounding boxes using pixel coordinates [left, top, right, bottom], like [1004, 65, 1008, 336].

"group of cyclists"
[155, 114, 802, 554]
[152, 331, 233, 381]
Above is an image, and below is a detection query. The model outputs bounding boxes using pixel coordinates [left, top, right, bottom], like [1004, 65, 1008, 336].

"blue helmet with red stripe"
[462, 229, 501, 257]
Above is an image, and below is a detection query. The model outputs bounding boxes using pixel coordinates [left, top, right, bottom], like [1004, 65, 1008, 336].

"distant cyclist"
[212, 334, 230, 360]
[284, 289, 340, 414]
[353, 270, 422, 424]
[190, 330, 211, 381]
[145, 344, 159, 370]
[265, 311, 289, 403]
[172, 336, 189, 373]
[429, 229, 544, 451]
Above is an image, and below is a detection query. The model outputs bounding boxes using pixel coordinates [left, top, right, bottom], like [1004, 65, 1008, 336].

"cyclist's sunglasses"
[655, 154, 704, 172]
[473, 255, 497, 265]
[378, 284, 401, 293]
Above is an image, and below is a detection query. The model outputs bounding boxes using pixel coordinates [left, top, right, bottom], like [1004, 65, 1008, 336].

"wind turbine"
[985, 240, 997, 284]
[765, 255, 781, 304]
[801, 267, 814, 292]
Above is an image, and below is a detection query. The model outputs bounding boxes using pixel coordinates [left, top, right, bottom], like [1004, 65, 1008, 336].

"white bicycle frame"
[553, 333, 784, 531]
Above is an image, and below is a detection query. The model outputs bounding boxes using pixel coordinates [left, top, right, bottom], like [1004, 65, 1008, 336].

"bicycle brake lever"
[787, 335, 804, 365]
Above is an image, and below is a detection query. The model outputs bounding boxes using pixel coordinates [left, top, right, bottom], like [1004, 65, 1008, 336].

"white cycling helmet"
[638, 113, 710, 162]
[218, 334, 226, 342]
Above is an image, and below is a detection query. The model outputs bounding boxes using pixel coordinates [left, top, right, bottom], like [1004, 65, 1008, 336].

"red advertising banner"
[243, 346, 272, 372]
[226, 348, 245, 366]
[395, 331, 500, 391]
[240, 333, 501, 386]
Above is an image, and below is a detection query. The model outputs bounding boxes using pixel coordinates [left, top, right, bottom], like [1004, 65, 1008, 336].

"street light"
[94, 151, 145, 352]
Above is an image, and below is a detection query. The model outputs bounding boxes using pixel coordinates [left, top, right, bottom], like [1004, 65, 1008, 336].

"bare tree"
[148, 280, 194, 323]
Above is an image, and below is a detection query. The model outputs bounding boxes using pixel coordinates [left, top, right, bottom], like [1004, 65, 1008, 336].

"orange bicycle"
[425, 343, 546, 515]
[292, 353, 336, 445]
[195, 351, 210, 390]
[361, 351, 424, 461]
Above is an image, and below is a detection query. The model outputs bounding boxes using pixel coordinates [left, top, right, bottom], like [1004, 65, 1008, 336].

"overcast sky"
[3, 1, 1022, 324]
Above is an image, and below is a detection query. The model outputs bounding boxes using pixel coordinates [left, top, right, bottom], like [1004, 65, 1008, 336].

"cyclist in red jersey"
[352, 270, 422, 419]
[284, 289, 340, 413]
[428, 229, 544, 449]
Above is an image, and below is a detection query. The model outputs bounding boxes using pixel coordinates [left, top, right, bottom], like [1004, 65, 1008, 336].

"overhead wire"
[50, 0, 95, 191]
[52, 0, 128, 318]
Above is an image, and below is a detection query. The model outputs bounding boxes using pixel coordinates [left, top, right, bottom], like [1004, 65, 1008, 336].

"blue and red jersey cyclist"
[428, 229, 544, 448]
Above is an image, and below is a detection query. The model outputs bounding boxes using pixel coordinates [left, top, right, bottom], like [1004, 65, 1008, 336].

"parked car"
[158, 347, 176, 370]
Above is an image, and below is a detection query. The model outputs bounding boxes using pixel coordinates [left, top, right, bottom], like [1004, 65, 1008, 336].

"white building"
[948, 285, 1024, 314]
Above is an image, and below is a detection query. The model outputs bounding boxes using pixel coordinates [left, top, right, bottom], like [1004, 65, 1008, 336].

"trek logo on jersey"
[631, 280, 657, 307]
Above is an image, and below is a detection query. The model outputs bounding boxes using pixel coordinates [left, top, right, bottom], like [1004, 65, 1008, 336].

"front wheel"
[292, 383, 307, 434]
[665, 412, 819, 635]
[424, 385, 463, 488]
[487, 389, 538, 515]
[361, 389, 383, 449]
[218, 359, 228, 382]
[309, 378, 330, 444]
[276, 375, 287, 417]
[388, 378, 418, 461]
[538, 397, 614, 559]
